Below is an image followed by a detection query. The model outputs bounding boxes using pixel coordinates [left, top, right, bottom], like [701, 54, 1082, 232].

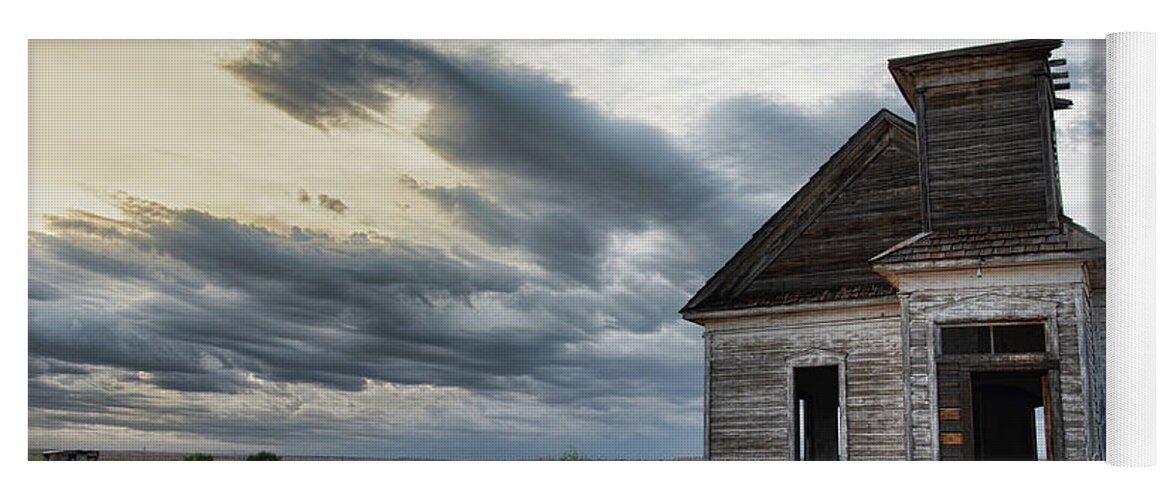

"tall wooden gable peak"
[682, 109, 919, 315]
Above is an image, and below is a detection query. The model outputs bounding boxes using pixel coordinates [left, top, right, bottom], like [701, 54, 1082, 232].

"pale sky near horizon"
[28, 39, 1105, 459]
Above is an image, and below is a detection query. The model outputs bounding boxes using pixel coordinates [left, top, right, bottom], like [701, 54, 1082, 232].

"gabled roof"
[682, 40, 1105, 321]
[681, 109, 916, 315]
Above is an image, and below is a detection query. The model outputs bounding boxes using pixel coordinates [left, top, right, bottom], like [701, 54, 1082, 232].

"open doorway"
[971, 370, 1050, 460]
[794, 366, 840, 461]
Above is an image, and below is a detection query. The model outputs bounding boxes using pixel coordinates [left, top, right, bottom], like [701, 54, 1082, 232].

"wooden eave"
[888, 39, 1063, 111]
[872, 250, 1105, 275]
[681, 109, 916, 318]
[684, 295, 899, 324]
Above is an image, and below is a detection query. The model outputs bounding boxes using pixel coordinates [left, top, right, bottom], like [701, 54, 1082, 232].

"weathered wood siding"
[704, 302, 906, 460]
[745, 135, 921, 300]
[902, 280, 1094, 460]
[1086, 289, 1106, 459]
[919, 70, 1058, 230]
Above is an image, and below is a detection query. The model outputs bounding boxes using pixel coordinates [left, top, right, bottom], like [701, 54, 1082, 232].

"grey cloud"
[296, 189, 349, 213]
[1061, 40, 1107, 146]
[697, 93, 911, 199]
[29, 365, 701, 459]
[227, 40, 742, 286]
[414, 185, 607, 282]
[1049, 40, 1106, 236]
[31, 200, 534, 392]
[317, 194, 348, 213]
[28, 357, 91, 378]
[28, 279, 60, 301]
[1067, 40, 1106, 95]
[225, 40, 423, 131]
[29, 199, 700, 414]
[226, 41, 920, 293]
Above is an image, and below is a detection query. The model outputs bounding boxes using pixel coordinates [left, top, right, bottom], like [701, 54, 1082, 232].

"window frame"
[938, 321, 1050, 356]
[921, 294, 1064, 460]
[783, 349, 848, 461]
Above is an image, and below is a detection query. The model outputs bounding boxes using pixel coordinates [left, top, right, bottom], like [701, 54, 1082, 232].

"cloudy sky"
[28, 39, 1104, 459]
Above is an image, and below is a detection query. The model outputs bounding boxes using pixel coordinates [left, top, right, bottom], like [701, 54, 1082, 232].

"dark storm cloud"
[227, 40, 748, 284]
[227, 40, 917, 289]
[29, 199, 699, 406]
[30, 200, 496, 386]
[412, 184, 608, 282]
[29, 198, 704, 457]
[28, 357, 90, 378]
[28, 279, 61, 301]
[227, 40, 716, 217]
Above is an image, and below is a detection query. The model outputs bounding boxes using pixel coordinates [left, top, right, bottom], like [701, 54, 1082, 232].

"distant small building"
[42, 450, 100, 461]
[682, 40, 1105, 460]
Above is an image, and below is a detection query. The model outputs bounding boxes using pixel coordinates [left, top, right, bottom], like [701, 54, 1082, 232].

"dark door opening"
[971, 371, 1050, 460]
[794, 366, 839, 461]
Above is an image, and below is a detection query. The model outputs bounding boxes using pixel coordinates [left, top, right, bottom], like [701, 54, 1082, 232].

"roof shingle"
[872, 217, 1104, 265]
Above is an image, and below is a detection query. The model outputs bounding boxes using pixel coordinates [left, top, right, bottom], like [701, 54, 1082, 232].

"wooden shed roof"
[871, 217, 1105, 266]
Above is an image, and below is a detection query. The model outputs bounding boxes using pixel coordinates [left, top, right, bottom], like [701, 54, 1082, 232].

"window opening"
[793, 366, 839, 461]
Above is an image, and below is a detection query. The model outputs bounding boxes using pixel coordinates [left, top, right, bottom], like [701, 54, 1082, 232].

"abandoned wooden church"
[681, 40, 1106, 461]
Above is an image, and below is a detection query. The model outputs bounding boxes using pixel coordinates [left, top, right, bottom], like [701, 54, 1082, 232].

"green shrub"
[183, 453, 214, 461]
[246, 451, 282, 461]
